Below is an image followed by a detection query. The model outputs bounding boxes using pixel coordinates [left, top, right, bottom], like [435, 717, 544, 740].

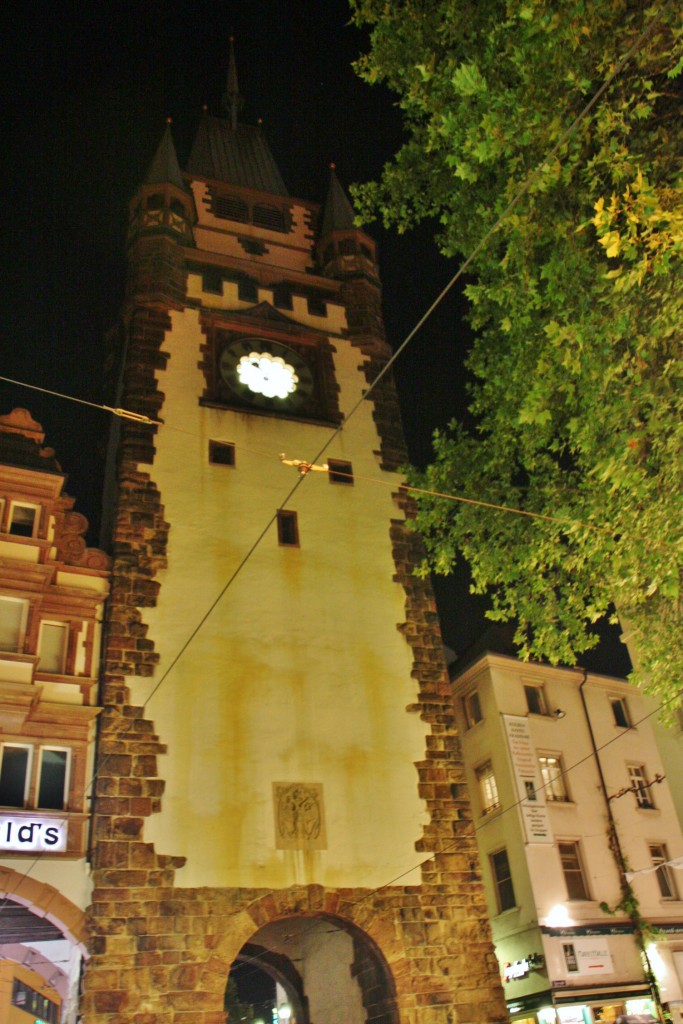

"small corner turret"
[127, 119, 196, 249]
[316, 164, 379, 287]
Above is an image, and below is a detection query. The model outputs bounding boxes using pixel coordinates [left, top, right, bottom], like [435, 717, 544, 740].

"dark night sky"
[0, 0, 629, 674]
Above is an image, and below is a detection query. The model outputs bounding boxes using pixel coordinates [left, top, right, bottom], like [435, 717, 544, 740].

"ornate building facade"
[83, 52, 507, 1024]
[0, 407, 110, 1021]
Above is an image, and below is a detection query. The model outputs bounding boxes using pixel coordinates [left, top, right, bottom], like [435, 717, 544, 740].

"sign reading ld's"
[0, 816, 67, 852]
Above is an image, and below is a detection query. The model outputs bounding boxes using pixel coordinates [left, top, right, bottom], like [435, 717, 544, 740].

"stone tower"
[84, 47, 507, 1024]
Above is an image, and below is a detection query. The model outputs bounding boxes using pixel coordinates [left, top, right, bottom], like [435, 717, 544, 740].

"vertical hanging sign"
[502, 714, 553, 844]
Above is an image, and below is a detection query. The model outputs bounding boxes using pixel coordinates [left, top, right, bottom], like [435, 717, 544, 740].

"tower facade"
[84, 64, 507, 1024]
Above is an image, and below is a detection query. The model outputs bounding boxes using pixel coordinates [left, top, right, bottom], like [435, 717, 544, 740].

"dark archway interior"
[225, 914, 399, 1024]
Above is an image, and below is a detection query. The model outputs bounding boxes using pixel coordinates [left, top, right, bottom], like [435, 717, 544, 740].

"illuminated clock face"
[219, 338, 314, 411]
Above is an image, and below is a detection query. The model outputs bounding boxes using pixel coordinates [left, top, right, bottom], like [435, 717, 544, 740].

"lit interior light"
[238, 352, 299, 399]
[545, 903, 572, 928]
[277, 1006, 292, 1022]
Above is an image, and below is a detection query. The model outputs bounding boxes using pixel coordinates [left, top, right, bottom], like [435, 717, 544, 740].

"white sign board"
[503, 714, 553, 843]
[0, 816, 67, 852]
[562, 938, 614, 976]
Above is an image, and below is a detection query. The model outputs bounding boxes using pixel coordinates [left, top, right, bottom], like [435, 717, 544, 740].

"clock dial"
[219, 338, 314, 411]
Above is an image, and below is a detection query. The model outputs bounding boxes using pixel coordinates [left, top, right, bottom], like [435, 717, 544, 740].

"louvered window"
[214, 195, 249, 222]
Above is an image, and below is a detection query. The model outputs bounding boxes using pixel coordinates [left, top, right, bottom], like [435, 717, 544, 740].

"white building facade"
[452, 652, 683, 1024]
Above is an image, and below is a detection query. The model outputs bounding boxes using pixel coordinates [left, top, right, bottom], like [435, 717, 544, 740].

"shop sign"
[562, 939, 614, 976]
[0, 815, 66, 852]
[505, 959, 530, 981]
[503, 714, 552, 843]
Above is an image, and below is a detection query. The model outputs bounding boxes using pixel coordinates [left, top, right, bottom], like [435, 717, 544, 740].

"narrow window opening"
[202, 269, 223, 295]
[0, 745, 31, 807]
[610, 696, 631, 728]
[649, 843, 679, 899]
[490, 848, 515, 913]
[328, 459, 353, 484]
[306, 296, 326, 317]
[476, 761, 500, 815]
[238, 278, 258, 303]
[525, 684, 548, 716]
[559, 841, 590, 900]
[0, 597, 28, 652]
[538, 754, 569, 802]
[277, 510, 299, 547]
[628, 763, 655, 809]
[9, 503, 37, 537]
[463, 690, 483, 729]
[38, 622, 69, 674]
[37, 748, 70, 810]
[253, 203, 286, 232]
[209, 441, 236, 467]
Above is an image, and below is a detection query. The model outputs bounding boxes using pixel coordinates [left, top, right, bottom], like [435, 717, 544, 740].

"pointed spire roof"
[143, 120, 186, 191]
[186, 39, 287, 196]
[222, 36, 243, 131]
[320, 165, 357, 236]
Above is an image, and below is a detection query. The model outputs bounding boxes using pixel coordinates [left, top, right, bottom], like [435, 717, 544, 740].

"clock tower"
[85, 48, 507, 1024]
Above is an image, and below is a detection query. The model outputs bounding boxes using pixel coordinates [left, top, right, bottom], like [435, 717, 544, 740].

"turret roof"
[143, 121, 186, 191]
[320, 166, 357, 236]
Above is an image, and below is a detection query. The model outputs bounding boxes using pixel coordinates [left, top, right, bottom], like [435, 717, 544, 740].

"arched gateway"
[83, 41, 507, 1024]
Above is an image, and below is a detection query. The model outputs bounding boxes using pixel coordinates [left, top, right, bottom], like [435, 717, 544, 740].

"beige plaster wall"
[130, 306, 428, 890]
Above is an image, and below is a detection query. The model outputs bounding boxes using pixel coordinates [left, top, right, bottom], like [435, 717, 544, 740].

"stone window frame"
[627, 762, 656, 810]
[0, 595, 29, 653]
[37, 620, 70, 675]
[8, 501, 40, 538]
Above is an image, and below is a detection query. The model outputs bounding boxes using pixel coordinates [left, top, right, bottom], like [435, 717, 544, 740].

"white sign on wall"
[562, 939, 614, 976]
[503, 714, 553, 843]
[0, 816, 67, 852]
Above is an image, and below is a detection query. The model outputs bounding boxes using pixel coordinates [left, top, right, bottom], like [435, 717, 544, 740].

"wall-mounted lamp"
[552, 709, 566, 720]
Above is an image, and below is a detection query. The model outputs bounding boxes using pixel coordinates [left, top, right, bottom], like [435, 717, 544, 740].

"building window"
[272, 284, 293, 310]
[38, 622, 69, 674]
[628, 764, 655, 809]
[538, 754, 569, 802]
[277, 510, 299, 547]
[490, 848, 516, 912]
[0, 743, 70, 810]
[463, 689, 483, 729]
[610, 696, 631, 729]
[307, 296, 327, 317]
[209, 440, 236, 467]
[328, 459, 353, 484]
[202, 269, 223, 295]
[0, 597, 28, 652]
[559, 841, 590, 900]
[238, 237, 266, 256]
[524, 684, 548, 716]
[253, 203, 286, 232]
[214, 194, 249, 222]
[37, 748, 70, 810]
[9, 503, 38, 537]
[238, 278, 258, 303]
[649, 843, 679, 900]
[476, 761, 500, 815]
[0, 744, 32, 807]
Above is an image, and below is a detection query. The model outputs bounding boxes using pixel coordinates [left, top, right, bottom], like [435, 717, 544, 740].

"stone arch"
[0, 867, 89, 950]
[211, 887, 402, 1024]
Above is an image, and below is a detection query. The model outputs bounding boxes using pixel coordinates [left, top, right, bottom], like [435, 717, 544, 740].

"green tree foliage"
[350, 0, 682, 705]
